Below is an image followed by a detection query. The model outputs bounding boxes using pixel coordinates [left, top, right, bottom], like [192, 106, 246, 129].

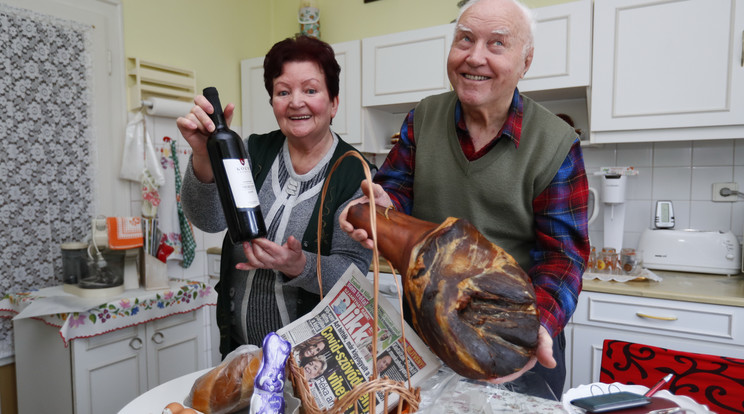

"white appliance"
[637, 228, 741, 275]
[599, 174, 627, 251]
[591, 167, 637, 252]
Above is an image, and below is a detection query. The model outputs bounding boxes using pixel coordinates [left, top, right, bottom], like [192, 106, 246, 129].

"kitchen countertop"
[212, 247, 744, 308]
[582, 270, 744, 307]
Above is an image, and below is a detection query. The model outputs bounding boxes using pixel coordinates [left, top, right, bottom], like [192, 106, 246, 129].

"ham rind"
[348, 203, 539, 379]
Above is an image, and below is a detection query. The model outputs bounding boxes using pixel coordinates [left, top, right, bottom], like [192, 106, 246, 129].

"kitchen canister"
[298, 0, 320, 38]
[61, 241, 89, 285]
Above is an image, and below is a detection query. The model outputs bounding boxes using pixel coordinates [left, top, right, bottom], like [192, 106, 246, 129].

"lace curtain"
[0, 4, 95, 359]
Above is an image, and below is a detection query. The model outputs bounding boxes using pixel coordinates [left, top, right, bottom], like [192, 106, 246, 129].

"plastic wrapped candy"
[250, 332, 292, 414]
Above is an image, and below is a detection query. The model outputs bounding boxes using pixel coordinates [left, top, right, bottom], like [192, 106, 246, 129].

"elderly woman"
[178, 35, 374, 357]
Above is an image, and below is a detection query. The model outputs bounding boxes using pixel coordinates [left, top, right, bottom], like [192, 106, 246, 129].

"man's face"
[447, 0, 533, 111]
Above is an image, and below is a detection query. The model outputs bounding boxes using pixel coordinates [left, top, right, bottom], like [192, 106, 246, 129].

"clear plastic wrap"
[184, 345, 261, 414]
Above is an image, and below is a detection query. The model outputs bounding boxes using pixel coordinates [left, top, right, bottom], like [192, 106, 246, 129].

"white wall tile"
[651, 167, 691, 201]
[652, 141, 692, 167]
[581, 144, 616, 170]
[689, 200, 733, 231]
[669, 200, 691, 230]
[690, 166, 734, 200]
[617, 142, 653, 167]
[625, 171, 652, 200]
[624, 199, 654, 231]
[735, 140, 744, 166]
[732, 202, 744, 241]
[692, 139, 734, 166]
[623, 231, 643, 251]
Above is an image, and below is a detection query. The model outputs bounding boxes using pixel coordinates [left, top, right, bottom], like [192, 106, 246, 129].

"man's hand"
[486, 325, 555, 384]
[338, 179, 393, 250]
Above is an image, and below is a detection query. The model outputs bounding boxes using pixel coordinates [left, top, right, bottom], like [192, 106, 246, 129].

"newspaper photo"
[277, 264, 441, 414]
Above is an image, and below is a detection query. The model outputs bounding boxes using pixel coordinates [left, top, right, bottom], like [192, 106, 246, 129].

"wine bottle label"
[223, 159, 260, 208]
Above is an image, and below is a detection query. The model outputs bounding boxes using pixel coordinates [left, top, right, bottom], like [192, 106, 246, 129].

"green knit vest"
[411, 92, 576, 269]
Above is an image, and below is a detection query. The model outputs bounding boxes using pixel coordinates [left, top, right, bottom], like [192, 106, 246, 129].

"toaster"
[637, 228, 741, 275]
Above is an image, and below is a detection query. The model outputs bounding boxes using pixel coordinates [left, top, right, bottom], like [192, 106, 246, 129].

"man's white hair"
[455, 0, 536, 58]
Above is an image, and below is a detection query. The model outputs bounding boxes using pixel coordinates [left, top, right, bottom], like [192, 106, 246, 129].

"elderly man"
[341, 0, 590, 398]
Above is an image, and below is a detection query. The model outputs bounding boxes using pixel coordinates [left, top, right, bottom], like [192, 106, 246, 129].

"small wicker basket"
[288, 151, 422, 414]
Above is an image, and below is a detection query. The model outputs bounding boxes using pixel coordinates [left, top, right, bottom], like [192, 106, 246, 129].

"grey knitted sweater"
[181, 134, 372, 346]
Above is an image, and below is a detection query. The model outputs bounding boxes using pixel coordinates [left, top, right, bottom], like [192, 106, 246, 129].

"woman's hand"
[485, 325, 555, 384]
[236, 236, 306, 277]
[175, 94, 235, 183]
[338, 179, 393, 250]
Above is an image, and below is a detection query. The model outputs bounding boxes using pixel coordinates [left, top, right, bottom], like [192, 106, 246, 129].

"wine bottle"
[203, 86, 267, 242]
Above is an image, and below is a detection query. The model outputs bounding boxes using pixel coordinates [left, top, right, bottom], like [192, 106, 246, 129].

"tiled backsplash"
[582, 139, 744, 251]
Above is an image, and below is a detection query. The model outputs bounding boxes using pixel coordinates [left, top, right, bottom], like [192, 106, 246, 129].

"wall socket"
[712, 182, 739, 202]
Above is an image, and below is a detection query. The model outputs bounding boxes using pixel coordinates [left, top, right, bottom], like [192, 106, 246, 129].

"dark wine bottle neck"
[203, 87, 227, 130]
[210, 112, 227, 130]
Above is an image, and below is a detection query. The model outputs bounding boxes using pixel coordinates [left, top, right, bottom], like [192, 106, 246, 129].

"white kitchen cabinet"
[240, 55, 278, 135]
[518, 0, 592, 95]
[362, 23, 454, 109]
[358, 23, 453, 155]
[240, 40, 362, 145]
[568, 291, 744, 388]
[14, 310, 207, 414]
[330, 40, 362, 146]
[590, 0, 744, 143]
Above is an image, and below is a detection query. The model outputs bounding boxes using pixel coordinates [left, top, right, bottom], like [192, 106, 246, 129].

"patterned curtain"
[0, 4, 94, 359]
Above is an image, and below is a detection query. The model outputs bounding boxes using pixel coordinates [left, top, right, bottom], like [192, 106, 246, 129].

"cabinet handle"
[151, 331, 165, 344]
[636, 312, 678, 321]
[129, 337, 143, 350]
[741, 31, 743, 67]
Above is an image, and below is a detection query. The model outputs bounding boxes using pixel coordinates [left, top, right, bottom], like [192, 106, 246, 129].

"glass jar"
[60, 242, 89, 285]
[587, 246, 597, 272]
[620, 248, 641, 275]
[599, 248, 618, 274]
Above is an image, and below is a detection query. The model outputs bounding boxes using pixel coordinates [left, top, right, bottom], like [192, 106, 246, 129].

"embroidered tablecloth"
[0, 279, 216, 346]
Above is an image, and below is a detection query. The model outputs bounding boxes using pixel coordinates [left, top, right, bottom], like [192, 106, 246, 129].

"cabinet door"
[240, 56, 278, 135]
[332, 40, 362, 146]
[518, 0, 592, 93]
[591, 0, 744, 141]
[362, 24, 454, 108]
[145, 309, 207, 388]
[71, 325, 148, 414]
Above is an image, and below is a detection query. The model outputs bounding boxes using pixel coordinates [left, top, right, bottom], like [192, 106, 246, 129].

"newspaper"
[277, 264, 441, 414]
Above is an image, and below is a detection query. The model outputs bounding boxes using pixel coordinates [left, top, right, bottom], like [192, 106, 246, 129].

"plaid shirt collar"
[455, 89, 524, 154]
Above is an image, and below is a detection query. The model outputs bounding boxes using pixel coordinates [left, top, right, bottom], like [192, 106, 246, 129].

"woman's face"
[303, 359, 324, 379]
[272, 60, 339, 144]
[376, 355, 392, 372]
[302, 341, 326, 358]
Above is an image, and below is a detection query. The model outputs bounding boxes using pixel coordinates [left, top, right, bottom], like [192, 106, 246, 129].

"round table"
[118, 368, 210, 414]
[118, 368, 300, 414]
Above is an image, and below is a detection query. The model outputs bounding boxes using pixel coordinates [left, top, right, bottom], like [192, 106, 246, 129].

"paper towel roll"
[144, 97, 193, 118]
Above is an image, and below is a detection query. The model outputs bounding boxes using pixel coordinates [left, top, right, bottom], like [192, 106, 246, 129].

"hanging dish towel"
[120, 112, 165, 186]
[169, 138, 196, 268]
[106, 217, 144, 250]
[157, 138, 185, 262]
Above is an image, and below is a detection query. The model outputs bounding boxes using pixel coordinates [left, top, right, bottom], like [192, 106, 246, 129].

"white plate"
[561, 382, 712, 414]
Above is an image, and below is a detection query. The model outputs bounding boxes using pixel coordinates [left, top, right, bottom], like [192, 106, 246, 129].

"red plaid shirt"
[374, 90, 589, 336]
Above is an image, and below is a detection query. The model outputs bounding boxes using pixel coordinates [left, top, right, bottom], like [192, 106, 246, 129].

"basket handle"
[315, 151, 417, 413]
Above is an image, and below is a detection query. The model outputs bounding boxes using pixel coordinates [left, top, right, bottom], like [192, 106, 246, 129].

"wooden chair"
[599, 339, 744, 414]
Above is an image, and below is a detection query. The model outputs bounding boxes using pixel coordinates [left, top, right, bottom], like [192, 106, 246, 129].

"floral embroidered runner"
[0, 279, 216, 346]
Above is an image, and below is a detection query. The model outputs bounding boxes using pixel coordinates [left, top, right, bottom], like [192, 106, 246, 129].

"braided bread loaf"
[185, 345, 262, 414]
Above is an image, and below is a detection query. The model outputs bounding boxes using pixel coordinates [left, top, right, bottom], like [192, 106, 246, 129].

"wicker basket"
[289, 151, 422, 414]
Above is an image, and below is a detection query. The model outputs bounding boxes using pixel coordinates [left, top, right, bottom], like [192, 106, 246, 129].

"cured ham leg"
[347, 203, 539, 379]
